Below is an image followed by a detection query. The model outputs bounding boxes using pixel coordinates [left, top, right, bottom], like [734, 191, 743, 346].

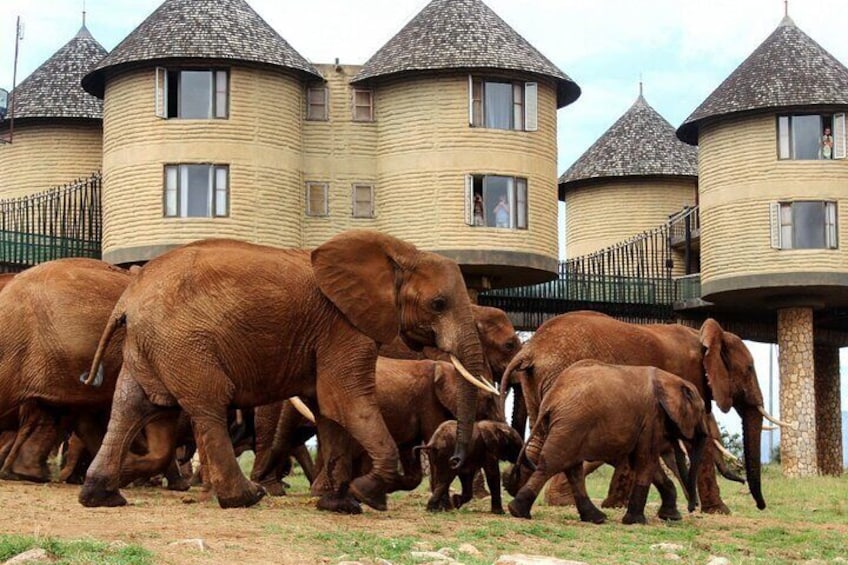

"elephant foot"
[426, 495, 452, 513]
[600, 496, 627, 509]
[507, 489, 535, 519]
[217, 483, 266, 509]
[0, 468, 50, 484]
[62, 472, 86, 485]
[577, 505, 607, 525]
[316, 492, 362, 514]
[491, 505, 505, 515]
[260, 479, 287, 497]
[451, 493, 470, 510]
[79, 479, 128, 508]
[621, 512, 647, 525]
[657, 506, 682, 521]
[701, 501, 731, 514]
[166, 476, 191, 492]
[349, 474, 388, 511]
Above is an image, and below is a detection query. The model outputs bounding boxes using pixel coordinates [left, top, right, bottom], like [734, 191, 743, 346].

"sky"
[1, 0, 847, 439]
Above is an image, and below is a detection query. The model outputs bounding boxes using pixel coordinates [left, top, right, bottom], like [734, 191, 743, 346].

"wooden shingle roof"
[82, 0, 322, 98]
[352, 0, 580, 108]
[4, 26, 107, 123]
[677, 16, 848, 145]
[559, 93, 697, 193]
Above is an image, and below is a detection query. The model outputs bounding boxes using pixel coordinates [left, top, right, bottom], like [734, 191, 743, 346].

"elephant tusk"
[762, 425, 778, 432]
[289, 397, 316, 424]
[449, 354, 499, 396]
[757, 405, 798, 430]
[713, 439, 739, 462]
[677, 439, 689, 458]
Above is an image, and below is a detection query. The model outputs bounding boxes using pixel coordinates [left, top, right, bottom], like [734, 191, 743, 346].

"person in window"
[494, 195, 510, 228]
[473, 195, 485, 226]
[821, 127, 834, 159]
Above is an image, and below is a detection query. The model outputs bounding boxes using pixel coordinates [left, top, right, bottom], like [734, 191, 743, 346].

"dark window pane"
[483, 175, 510, 228]
[484, 82, 512, 130]
[180, 71, 212, 119]
[185, 165, 210, 217]
[792, 115, 821, 160]
[793, 201, 825, 248]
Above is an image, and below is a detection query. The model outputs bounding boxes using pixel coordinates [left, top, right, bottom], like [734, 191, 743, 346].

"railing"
[0, 173, 102, 271]
[674, 273, 702, 303]
[668, 205, 700, 244]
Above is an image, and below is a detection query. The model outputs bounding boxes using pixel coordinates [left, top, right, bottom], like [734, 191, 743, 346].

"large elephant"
[79, 231, 492, 510]
[506, 360, 707, 525]
[502, 311, 787, 513]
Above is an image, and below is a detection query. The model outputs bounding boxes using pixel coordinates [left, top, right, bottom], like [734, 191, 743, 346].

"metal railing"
[668, 205, 700, 244]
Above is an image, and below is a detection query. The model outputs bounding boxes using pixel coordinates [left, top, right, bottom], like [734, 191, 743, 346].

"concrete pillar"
[814, 345, 843, 476]
[777, 307, 818, 477]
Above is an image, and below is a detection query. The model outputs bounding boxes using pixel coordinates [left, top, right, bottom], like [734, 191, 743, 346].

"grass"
[0, 535, 153, 565]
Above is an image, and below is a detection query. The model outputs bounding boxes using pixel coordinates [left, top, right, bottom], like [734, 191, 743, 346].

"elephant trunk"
[741, 405, 766, 510]
[685, 429, 707, 512]
[510, 384, 527, 438]
[448, 332, 486, 470]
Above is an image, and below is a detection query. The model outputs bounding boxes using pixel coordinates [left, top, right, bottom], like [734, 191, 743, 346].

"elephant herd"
[0, 229, 790, 525]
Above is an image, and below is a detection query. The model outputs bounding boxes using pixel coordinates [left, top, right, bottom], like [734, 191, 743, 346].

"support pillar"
[777, 307, 818, 477]
[814, 345, 842, 476]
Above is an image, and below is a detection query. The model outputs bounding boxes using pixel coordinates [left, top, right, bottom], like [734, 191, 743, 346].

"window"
[469, 77, 537, 131]
[770, 201, 837, 249]
[155, 68, 228, 119]
[306, 85, 328, 121]
[352, 88, 373, 122]
[306, 182, 329, 216]
[778, 113, 846, 160]
[465, 174, 528, 229]
[352, 183, 374, 218]
[164, 164, 229, 218]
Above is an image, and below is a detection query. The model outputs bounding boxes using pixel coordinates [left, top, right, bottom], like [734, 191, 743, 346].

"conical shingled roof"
[3, 25, 107, 123]
[352, 0, 580, 108]
[82, 0, 322, 98]
[677, 16, 848, 145]
[559, 93, 697, 195]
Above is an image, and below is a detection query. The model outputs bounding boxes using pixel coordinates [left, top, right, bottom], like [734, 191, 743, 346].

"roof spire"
[639, 73, 643, 98]
[82, 0, 86, 27]
[784, 0, 788, 17]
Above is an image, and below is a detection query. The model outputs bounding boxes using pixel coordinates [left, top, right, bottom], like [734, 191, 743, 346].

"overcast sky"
[2, 0, 846, 437]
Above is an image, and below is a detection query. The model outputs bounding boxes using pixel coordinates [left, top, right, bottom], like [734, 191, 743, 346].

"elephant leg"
[508, 441, 561, 520]
[79, 371, 171, 508]
[0, 431, 15, 468]
[293, 444, 315, 484]
[313, 417, 361, 514]
[426, 467, 454, 512]
[472, 470, 489, 499]
[59, 434, 90, 484]
[622, 452, 657, 525]
[483, 460, 504, 514]
[602, 460, 635, 508]
[543, 473, 576, 506]
[119, 413, 180, 488]
[654, 465, 682, 521]
[1, 405, 63, 483]
[697, 443, 730, 514]
[451, 471, 474, 510]
[392, 447, 423, 492]
[250, 401, 283, 493]
[564, 464, 606, 524]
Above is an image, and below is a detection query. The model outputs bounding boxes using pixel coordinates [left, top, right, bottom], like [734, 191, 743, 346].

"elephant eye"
[504, 341, 516, 352]
[431, 297, 447, 313]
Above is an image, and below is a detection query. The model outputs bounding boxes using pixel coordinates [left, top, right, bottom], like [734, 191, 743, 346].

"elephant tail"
[513, 409, 547, 473]
[80, 304, 127, 387]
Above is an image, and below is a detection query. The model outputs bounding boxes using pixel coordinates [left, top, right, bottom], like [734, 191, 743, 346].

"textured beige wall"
[699, 113, 848, 287]
[0, 122, 102, 198]
[564, 178, 695, 258]
[101, 66, 304, 263]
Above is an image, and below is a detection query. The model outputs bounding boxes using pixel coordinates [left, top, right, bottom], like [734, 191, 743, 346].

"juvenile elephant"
[419, 419, 523, 514]
[502, 311, 787, 513]
[79, 231, 493, 510]
[506, 361, 707, 525]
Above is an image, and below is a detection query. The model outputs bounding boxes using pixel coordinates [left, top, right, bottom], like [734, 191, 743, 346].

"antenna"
[639, 73, 643, 97]
[784, 0, 788, 17]
[83, 0, 87, 26]
[8, 16, 24, 144]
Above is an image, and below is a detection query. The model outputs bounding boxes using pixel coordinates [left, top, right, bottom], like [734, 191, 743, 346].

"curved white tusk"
[450, 354, 499, 396]
[713, 439, 739, 462]
[677, 439, 689, 457]
[762, 425, 778, 432]
[757, 405, 798, 430]
[289, 396, 316, 424]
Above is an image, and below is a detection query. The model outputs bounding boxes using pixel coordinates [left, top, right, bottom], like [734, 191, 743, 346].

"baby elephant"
[506, 360, 707, 525]
[418, 419, 523, 514]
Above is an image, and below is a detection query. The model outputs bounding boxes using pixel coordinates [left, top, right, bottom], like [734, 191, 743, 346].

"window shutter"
[464, 175, 474, 225]
[825, 201, 838, 249]
[155, 67, 166, 118]
[834, 113, 846, 159]
[468, 75, 474, 126]
[769, 202, 782, 249]
[524, 82, 538, 132]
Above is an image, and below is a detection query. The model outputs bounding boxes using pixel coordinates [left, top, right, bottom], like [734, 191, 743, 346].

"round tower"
[349, 0, 580, 288]
[0, 25, 106, 197]
[678, 15, 848, 477]
[560, 91, 697, 272]
[81, 0, 322, 265]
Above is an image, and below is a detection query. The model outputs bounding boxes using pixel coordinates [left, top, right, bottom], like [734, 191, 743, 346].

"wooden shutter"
[468, 75, 474, 126]
[155, 67, 167, 118]
[825, 201, 837, 249]
[516, 178, 528, 229]
[769, 202, 782, 249]
[834, 113, 846, 159]
[524, 82, 538, 132]
[464, 175, 474, 225]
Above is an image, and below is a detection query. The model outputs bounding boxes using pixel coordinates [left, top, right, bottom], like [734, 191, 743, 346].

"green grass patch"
[0, 535, 153, 565]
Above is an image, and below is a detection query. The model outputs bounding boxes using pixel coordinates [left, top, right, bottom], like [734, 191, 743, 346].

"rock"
[493, 555, 589, 565]
[409, 551, 458, 564]
[412, 542, 432, 551]
[337, 562, 366, 565]
[168, 539, 209, 552]
[457, 543, 481, 556]
[664, 554, 681, 561]
[650, 543, 684, 553]
[3, 548, 51, 564]
[375, 560, 394, 565]
[437, 548, 456, 557]
[706, 558, 731, 565]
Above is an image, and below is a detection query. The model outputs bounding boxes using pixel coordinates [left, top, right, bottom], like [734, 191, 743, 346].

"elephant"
[248, 401, 316, 496]
[505, 360, 707, 525]
[502, 311, 786, 513]
[79, 231, 494, 511]
[418, 419, 523, 514]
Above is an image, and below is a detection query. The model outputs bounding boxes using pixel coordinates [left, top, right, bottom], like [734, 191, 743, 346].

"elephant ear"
[312, 230, 418, 344]
[654, 370, 704, 440]
[699, 318, 733, 413]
